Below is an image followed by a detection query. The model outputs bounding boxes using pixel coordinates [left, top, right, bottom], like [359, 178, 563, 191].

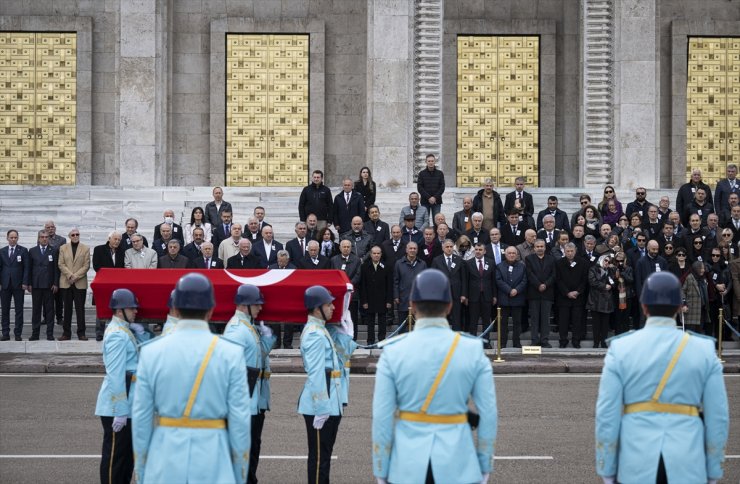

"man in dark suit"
[204, 186, 233, 226]
[153, 209, 185, 244]
[120, 218, 149, 255]
[330, 240, 362, 337]
[253, 206, 271, 233]
[92, 231, 125, 340]
[634, 240, 668, 325]
[418, 227, 442, 266]
[381, 225, 407, 268]
[453, 196, 474, 235]
[433, 214, 460, 243]
[27, 230, 59, 341]
[226, 239, 262, 269]
[0, 230, 29, 341]
[466, 212, 490, 246]
[484, 228, 508, 266]
[243, 217, 263, 243]
[333, 178, 365, 235]
[182, 226, 206, 261]
[211, 210, 234, 252]
[431, 239, 466, 330]
[495, 246, 528, 348]
[462, 243, 496, 346]
[158, 240, 192, 268]
[554, 243, 589, 348]
[504, 176, 535, 225]
[360, 245, 393, 344]
[364, 205, 390, 247]
[500, 211, 527, 247]
[152, 224, 176, 257]
[191, 242, 223, 269]
[267, 250, 295, 349]
[536, 196, 570, 232]
[285, 222, 310, 264]
[536, 214, 561, 254]
[298, 240, 330, 270]
[251, 225, 283, 268]
[713, 164, 738, 216]
[525, 240, 556, 347]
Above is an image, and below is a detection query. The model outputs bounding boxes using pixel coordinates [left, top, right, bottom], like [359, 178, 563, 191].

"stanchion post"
[408, 305, 414, 332]
[494, 306, 504, 362]
[718, 307, 725, 363]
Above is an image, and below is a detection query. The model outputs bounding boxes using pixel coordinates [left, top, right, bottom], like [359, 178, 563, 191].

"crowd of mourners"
[1, 155, 739, 348]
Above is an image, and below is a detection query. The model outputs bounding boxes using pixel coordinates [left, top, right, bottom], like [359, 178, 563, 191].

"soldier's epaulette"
[220, 334, 247, 348]
[686, 330, 716, 342]
[605, 330, 635, 343]
[376, 333, 409, 348]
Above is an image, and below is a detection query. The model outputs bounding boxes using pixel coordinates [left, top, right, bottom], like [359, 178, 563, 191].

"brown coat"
[681, 273, 708, 326]
[58, 242, 91, 289]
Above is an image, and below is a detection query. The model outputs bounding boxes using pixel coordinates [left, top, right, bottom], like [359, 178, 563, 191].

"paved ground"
[0, 374, 738, 484]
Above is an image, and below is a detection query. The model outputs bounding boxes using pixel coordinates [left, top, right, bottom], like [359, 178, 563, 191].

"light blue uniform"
[95, 316, 151, 417]
[326, 323, 358, 405]
[222, 310, 276, 414]
[372, 317, 498, 484]
[132, 319, 251, 484]
[161, 314, 179, 336]
[297, 315, 349, 416]
[595, 316, 730, 483]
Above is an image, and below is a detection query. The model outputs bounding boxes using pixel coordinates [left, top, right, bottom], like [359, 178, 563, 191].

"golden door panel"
[728, 38, 740, 169]
[226, 34, 308, 187]
[0, 32, 76, 185]
[457, 35, 539, 188]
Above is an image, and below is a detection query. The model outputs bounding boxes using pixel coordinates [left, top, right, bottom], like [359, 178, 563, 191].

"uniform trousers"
[0, 286, 25, 338]
[528, 299, 552, 345]
[500, 306, 523, 347]
[303, 414, 341, 484]
[31, 288, 55, 339]
[558, 305, 585, 346]
[362, 312, 386, 345]
[62, 286, 87, 337]
[248, 410, 266, 484]
[99, 416, 133, 484]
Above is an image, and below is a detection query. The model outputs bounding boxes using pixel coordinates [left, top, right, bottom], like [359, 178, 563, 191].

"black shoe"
[559, 341, 567, 348]
[593, 341, 601, 349]
[47, 337, 55, 341]
[14, 336, 22, 341]
[572, 341, 581, 349]
[96, 335, 103, 342]
[0, 335, 9, 341]
[283, 345, 293, 350]
[78, 335, 88, 341]
[541, 342, 552, 348]
[601, 342, 608, 349]
[513, 344, 522, 348]
[29, 336, 39, 341]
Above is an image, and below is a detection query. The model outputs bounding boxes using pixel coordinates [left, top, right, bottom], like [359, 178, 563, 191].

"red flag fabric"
[90, 268, 352, 324]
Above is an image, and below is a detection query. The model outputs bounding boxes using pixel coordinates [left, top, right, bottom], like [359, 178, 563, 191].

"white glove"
[129, 323, 145, 335]
[313, 414, 329, 430]
[258, 321, 273, 337]
[112, 416, 128, 432]
[338, 309, 354, 338]
[601, 477, 616, 484]
[376, 479, 388, 484]
[480, 473, 490, 484]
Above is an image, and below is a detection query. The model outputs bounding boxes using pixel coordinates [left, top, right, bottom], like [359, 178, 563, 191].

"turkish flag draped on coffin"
[91, 268, 352, 324]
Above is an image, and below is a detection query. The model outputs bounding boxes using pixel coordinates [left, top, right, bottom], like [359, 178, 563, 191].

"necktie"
[9, 247, 14, 259]
[346, 193, 350, 204]
[478, 259, 484, 291]
[40, 246, 45, 256]
[300, 239, 305, 253]
[224, 224, 229, 236]
[205, 258, 210, 268]
[447, 257, 452, 269]
[494, 244, 500, 264]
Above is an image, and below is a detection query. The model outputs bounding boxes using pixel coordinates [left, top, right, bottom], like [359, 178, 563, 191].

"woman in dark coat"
[668, 247, 691, 283]
[587, 254, 616, 348]
[707, 248, 732, 337]
[354, 166, 376, 221]
[687, 234, 709, 265]
[318, 227, 339, 258]
[612, 250, 634, 335]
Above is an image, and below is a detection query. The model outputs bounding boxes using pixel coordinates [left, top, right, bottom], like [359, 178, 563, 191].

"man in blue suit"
[0, 229, 30, 341]
[251, 226, 283, 268]
[495, 246, 528, 348]
[27, 230, 59, 341]
[595, 272, 729, 484]
[372, 269, 497, 484]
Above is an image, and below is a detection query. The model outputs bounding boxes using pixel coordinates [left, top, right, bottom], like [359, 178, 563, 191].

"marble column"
[118, 0, 168, 186]
[366, 0, 414, 188]
[613, 0, 660, 189]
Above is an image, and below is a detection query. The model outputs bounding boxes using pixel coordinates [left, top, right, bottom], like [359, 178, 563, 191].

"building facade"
[0, 0, 738, 189]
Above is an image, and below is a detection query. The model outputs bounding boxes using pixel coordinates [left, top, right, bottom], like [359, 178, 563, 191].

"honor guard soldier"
[372, 269, 498, 484]
[299, 285, 356, 484]
[222, 285, 276, 484]
[326, 291, 359, 407]
[161, 290, 178, 336]
[95, 289, 152, 484]
[595, 272, 729, 484]
[132, 273, 251, 484]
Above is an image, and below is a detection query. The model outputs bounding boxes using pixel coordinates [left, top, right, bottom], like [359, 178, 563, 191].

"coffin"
[90, 268, 352, 324]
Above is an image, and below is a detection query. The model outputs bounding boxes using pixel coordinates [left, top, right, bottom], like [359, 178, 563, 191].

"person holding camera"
[587, 254, 617, 348]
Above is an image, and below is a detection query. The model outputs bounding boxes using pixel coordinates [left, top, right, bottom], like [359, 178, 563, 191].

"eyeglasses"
[636, 192, 646, 195]
[580, 201, 589, 205]
[723, 233, 733, 237]
[676, 253, 687, 257]
[693, 241, 703, 245]
[70, 233, 80, 237]
[711, 254, 721, 258]
[605, 189, 614, 193]
[665, 246, 674, 251]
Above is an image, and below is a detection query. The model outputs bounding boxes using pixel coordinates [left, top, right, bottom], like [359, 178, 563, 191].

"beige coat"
[58, 242, 91, 289]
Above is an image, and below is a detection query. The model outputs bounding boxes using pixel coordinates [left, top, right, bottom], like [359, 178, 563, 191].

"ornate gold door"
[226, 34, 309, 187]
[457, 35, 539, 188]
[0, 32, 76, 185]
[687, 37, 740, 186]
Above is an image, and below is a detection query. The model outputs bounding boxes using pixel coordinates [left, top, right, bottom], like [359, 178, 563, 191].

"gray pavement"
[0, 374, 738, 484]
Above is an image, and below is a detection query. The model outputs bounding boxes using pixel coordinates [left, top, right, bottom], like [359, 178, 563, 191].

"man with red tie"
[192, 242, 223, 269]
[463, 243, 496, 347]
